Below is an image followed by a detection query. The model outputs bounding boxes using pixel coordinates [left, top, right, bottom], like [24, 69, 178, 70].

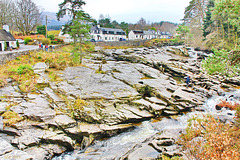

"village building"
[58, 27, 74, 43]
[128, 30, 144, 40]
[90, 26, 126, 42]
[59, 25, 127, 42]
[128, 30, 173, 40]
[0, 25, 17, 51]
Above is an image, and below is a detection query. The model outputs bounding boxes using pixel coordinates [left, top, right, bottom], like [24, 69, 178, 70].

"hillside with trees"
[178, 0, 240, 77]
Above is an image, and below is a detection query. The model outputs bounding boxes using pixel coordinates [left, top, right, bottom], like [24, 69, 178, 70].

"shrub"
[4, 41, 7, 50]
[138, 85, 154, 98]
[180, 114, 240, 160]
[216, 100, 240, 110]
[24, 37, 32, 45]
[2, 111, 23, 126]
[202, 48, 240, 76]
[16, 64, 33, 74]
[51, 38, 64, 44]
[16, 40, 19, 48]
[48, 35, 55, 40]
[41, 38, 51, 45]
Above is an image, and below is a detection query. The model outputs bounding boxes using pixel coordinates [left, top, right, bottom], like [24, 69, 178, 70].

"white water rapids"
[54, 89, 240, 160]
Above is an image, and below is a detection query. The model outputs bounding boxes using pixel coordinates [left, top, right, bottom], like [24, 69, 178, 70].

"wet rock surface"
[0, 46, 239, 159]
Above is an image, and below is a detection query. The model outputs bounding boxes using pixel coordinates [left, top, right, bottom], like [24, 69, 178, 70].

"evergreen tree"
[68, 10, 93, 64]
[57, 0, 86, 43]
[202, 0, 214, 38]
[37, 25, 46, 35]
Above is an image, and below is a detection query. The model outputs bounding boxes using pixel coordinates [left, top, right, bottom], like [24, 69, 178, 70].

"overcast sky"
[33, 0, 191, 23]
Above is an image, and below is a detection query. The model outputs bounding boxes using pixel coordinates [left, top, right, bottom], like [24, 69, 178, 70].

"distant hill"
[40, 12, 71, 27]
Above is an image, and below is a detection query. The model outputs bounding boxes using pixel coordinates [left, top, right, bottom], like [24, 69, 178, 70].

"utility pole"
[46, 15, 48, 38]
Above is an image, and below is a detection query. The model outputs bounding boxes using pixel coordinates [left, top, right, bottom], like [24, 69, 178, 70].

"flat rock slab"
[58, 66, 139, 100]
[0, 102, 8, 113]
[123, 106, 154, 118]
[0, 116, 3, 131]
[172, 87, 201, 104]
[0, 86, 22, 98]
[126, 143, 159, 160]
[43, 87, 64, 103]
[0, 138, 15, 156]
[0, 150, 33, 160]
[79, 123, 103, 135]
[20, 95, 56, 122]
[54, 115, 76, 129]
[146, 97, 168, 106]
[133, 99, 152, 107]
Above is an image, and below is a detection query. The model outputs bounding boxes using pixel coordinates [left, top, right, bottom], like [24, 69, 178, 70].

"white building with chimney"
[90, 25, 126, 42]
[0, 25, 17, 51]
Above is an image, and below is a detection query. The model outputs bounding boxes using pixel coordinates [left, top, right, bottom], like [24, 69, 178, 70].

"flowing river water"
[53, 89, 240, 160]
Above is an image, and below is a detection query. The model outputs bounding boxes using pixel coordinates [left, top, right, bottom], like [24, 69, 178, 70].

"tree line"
[179, 0, 240, 51]
[97, 15, 178, 35]
[0, 0, 178, 36]
[178, 0, 240, 76]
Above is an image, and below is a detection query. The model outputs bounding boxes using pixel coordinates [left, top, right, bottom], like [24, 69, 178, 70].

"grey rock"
[21, 96, 56, 122]
[11, 129, 44, 149]
[42, 131, 75, 150]
[57, 66, 139, 100]
[145, 97, 167, 106]
[24, 147, 51, 160]
[0, 102, 8, 113]
[1, 126, 20, 136]
[0, 150, 33, 160]
[33, 62, 48, 75]
[54, 115, 76, 129]
[0, 116, 3, 131]
[126, 143, 159, 160]
[0, 138, 14, 156]
[41, 144, 67, 155]
[172, 87, 203, 104]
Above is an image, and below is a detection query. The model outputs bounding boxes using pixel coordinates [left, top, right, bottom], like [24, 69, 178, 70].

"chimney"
[3, 25, 10, 32]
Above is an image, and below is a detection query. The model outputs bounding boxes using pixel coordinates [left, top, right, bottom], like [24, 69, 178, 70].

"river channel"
[54, 89, 239, 160]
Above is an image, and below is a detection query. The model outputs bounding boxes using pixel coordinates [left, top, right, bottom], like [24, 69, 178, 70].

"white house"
[59, 25, 127, 42]
[0, 25, 17, 51]
[128, 30, 173, 40]
[128, 30, 144, 40]
[90, 26, 126, 42]
[143, 30, 156, 40]
[58, 26, 74, 43]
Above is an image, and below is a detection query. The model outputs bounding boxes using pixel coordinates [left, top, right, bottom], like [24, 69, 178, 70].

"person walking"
[186, 76, 191, 88]
[45, 44, 48, 52]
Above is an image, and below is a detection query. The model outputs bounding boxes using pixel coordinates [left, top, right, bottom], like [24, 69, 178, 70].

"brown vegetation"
[179, 103, 240, 160]
[216, 100, 240, 110]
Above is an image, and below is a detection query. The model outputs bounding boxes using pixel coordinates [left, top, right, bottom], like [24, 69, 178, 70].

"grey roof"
[101, 27, 124, 33]
[91, 26, 126, 35]
[0, 30, 16, 41]
[132, 30, 144, 34]
[143, 30, 155, 35]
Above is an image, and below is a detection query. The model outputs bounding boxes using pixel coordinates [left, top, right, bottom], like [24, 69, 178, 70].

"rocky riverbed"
[0, 46, 239, 159]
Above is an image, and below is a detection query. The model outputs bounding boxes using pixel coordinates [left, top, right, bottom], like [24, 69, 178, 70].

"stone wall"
[0, 49, 39, 65]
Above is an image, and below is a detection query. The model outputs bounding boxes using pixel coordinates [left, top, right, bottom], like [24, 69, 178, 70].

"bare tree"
[0, 0, 16, 31]
[137, 17, 147, 30]
[14, 0, 41, 35]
